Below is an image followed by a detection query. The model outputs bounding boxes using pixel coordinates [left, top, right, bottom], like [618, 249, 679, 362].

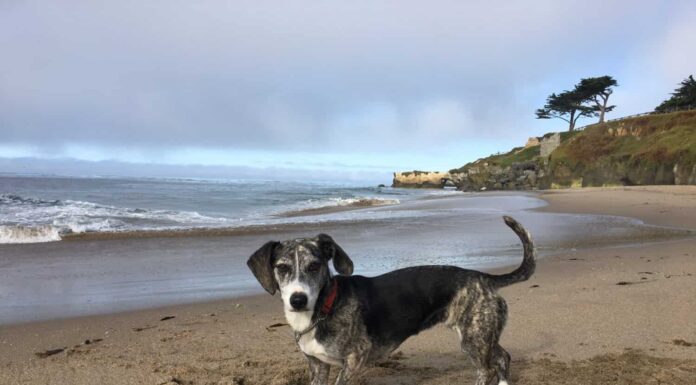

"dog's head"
[247, 234, 353, 312]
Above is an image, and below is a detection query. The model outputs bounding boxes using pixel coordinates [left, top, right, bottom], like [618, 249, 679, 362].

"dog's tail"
[488, 216, 536, 288]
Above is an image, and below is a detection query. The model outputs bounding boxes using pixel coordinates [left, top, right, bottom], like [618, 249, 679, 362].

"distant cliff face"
[441, 110, 696, 191]
[392, 171, 451, 188]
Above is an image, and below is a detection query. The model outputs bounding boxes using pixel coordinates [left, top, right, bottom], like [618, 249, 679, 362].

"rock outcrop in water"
[394, 110, 696, 190]
[392, 171, 451, 188]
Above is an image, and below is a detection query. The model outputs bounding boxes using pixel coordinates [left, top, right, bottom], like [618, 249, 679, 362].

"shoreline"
[2, 186, 696, 384]
[14, 185, 691, 244]
[538, 185, 696, 231]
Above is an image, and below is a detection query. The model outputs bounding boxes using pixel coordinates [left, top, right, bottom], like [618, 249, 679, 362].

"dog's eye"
[307, 262, 322, 272]
[275, 264, 291, 274]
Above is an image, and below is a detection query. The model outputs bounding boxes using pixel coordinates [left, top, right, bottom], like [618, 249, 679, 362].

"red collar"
[320, 278, 339, 315]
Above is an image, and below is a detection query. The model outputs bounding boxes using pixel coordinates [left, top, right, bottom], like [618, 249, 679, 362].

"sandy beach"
[1, 186, 696, 385]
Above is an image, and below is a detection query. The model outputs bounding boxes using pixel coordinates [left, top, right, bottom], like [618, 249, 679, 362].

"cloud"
[0, 0, 692, 173]
[656, 9, 696, 82]
[608, 5, 696, 115]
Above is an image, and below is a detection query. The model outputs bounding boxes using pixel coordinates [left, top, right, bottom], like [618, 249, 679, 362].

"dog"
[247, 216, 535, 385]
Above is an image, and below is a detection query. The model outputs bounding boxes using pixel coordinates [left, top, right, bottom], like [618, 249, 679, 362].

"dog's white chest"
[297, 332, 343, 366]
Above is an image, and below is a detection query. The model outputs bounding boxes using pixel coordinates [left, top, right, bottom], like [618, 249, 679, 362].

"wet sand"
[1, 186, 696, 384]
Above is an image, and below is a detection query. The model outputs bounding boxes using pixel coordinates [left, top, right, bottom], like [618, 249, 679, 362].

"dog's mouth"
[287, 308, 310, 312]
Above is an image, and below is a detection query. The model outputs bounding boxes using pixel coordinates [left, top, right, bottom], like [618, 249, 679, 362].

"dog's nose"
[289, 292, 308, 310]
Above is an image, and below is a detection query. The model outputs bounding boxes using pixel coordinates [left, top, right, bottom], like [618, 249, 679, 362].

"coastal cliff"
[394, 110, 696, 190]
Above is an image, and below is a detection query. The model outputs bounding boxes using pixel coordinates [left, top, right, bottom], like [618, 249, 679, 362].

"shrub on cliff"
[655, 75, 696, 113]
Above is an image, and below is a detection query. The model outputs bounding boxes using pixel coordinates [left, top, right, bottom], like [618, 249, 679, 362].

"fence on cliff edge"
[574, 105, 696, 132]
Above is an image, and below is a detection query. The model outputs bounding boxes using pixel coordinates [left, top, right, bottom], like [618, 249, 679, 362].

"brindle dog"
[247, 216, 535, 385]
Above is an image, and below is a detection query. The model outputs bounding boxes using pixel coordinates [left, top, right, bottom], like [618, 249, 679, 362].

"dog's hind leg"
[455, 322, 497, 385]
[306, 355, 330, 385]
[490, 344, 511, 385]
[450, 288, 508, 385]
[463, 344, 496, 385]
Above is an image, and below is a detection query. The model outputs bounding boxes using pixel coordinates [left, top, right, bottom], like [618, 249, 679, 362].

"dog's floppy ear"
[316, 234, 354, 276]
[247, 241, 280, 295]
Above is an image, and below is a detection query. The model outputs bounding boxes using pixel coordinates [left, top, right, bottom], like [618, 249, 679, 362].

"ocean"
[0, 174, 687, 324]
[0, 175, 444, 244]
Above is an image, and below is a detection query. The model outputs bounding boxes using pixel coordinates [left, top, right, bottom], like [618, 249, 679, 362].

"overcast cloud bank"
[1, 1, 695, 178]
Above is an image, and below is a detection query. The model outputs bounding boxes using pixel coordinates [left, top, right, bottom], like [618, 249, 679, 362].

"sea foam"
[0, 225, 62, 244]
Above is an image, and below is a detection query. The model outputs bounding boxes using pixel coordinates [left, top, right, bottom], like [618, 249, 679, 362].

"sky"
[1, 0, 695, 183]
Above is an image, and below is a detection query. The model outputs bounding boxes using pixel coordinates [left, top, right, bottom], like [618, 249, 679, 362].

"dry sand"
[1, 186, 696, 384]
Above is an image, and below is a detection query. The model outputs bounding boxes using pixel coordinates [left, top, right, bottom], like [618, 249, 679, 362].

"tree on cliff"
[655, 75, 696, 113]
[535, 90, 596, 131]
[576, 76, 618, 123]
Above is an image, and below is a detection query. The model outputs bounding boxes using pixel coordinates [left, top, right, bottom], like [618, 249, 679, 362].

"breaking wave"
[275, 197, 400, 217]
[0, 193, 234, 244]
[314, 197, 400, 208]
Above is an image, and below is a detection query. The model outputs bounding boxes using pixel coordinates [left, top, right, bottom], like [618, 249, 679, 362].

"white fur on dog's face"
[272, 240, 330, 331]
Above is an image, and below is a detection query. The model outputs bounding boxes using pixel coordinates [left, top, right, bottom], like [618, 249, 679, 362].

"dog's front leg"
[305, 355, 330, 385]
[334, 352, 368, 385]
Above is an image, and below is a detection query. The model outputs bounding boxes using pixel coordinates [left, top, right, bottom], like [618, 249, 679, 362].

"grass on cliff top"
[449, 110, 696, 174]
[449, 145, 540, 173]
[550, 110, 696, 168]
